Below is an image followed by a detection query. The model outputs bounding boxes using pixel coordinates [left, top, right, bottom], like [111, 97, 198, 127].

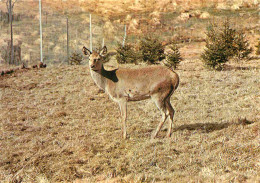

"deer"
[82, 46, 179, 139]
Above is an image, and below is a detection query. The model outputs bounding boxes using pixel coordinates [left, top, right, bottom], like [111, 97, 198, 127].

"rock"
[177, 13, 190, 21]
[39, 62, 47, 68]
[199, 12, 210, 19]
[231, 4, 240, 10]
[216, 3, 229, 10]
[190, 10, 202, 18]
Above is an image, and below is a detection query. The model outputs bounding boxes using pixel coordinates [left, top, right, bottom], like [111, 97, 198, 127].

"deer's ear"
[82, 46, 92, 56]
[99, 46, 107, 56]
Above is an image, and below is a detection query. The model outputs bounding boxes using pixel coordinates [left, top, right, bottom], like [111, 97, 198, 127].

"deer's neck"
[90, 65, 118, 91]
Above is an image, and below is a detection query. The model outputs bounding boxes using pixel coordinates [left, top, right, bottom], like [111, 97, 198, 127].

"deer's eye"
[94, 59, 97, 62]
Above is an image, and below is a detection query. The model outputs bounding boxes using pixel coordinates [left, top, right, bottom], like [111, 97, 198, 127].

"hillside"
[0, 58, 259, 182]
[1, 0, 260, 17]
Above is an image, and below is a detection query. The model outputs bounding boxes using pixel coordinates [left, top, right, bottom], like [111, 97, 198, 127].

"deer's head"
[82, 46, 107, 71]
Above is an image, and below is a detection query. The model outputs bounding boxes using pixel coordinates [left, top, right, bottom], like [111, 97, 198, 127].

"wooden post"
[90, 14, 92, 52]
[67, 17, 69, 64]
[122, 24, 127, 47]
[102, 38, 105, 48]
[39, 0, 43, 63]
[9, 0, 14, 65]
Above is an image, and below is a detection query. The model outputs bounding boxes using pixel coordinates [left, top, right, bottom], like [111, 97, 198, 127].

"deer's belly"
[126, 90, 150, 101]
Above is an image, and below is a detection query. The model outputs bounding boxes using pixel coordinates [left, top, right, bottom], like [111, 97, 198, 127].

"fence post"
[67, 17, 69, 64]
[90, 14, 92, 52]
[39, 0, 43, 63]
[122, 24, 127, 47]
[9, 0, 14, 65]
[102, 38, 105, 48]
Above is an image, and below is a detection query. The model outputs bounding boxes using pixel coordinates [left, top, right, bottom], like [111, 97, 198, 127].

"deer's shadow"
[173, 118, 253, 133]
[173, 122, 229, 133]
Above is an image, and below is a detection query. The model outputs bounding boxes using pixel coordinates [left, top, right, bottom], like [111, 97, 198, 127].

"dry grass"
[0, 57, 259, 182]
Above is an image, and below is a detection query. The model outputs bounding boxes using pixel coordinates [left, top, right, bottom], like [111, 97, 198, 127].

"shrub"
[69, 52, 83, 65]
[1, 41, 22, 65]
[201, 20, 252, 70]
[201, 23, 229, 69]
[139, 35, 165, 64]
[115, 43, 138, 64]
[232, 30, 252, 59]
[165, 43, 182, 69]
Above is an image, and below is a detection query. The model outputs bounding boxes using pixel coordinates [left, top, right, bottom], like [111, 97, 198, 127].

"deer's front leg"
[118, 99, 127, 139]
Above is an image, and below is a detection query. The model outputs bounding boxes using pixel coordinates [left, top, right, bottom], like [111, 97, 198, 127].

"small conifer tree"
[201, 23, 230, 69]
[202, 20, 252, 70]
[69, 52, 83, 65]
[116, 43, 138, 64]
[139, 36, 165, 64]
[233, 31, 252, 59]
[165, 43, 182, 69]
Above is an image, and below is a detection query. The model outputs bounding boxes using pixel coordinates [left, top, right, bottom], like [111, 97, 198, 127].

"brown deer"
[82, 46, 179, 139]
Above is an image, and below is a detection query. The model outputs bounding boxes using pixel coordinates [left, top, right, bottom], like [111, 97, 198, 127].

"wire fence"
[0, 8, 126, 65]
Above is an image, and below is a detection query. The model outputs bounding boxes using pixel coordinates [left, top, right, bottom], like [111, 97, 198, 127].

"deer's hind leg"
[151, 96, 169, 139]
[165, 97, 175, 137]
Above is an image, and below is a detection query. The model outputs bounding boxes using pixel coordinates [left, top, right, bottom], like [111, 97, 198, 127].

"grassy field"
[0, 57, 259, 182]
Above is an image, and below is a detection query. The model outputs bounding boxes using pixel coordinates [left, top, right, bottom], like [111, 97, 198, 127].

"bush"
[139, 35, 165, 64]
[69, 52, 83, 65]
[201, 24, 230, 69]
[116, 43, 138, 64]
[1, 41, 22, 65]
[201, 20, 252, 70]
[232, 30, 252, 59]
[165, 43, 182, 69]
